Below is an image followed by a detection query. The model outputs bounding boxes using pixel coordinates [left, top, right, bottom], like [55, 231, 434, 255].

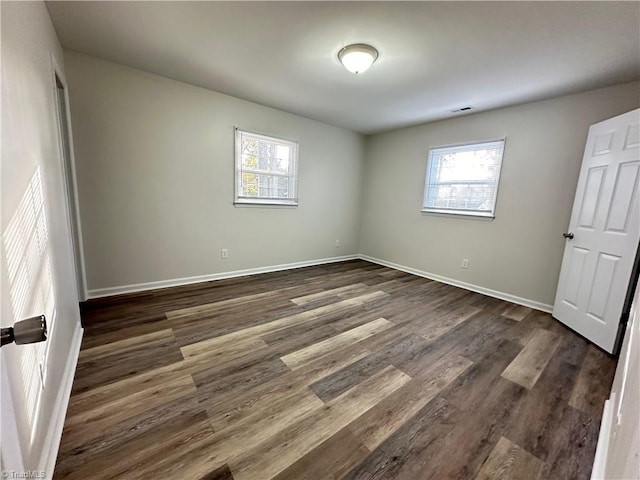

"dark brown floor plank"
[271, 428, 370, 480]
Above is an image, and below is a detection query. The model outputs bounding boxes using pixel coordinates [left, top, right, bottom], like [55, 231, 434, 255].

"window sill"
[421, 209, 494, 221]
[234, 199, 298, 208]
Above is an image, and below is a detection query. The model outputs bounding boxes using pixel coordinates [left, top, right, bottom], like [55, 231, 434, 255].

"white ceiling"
[46, 1, 640, 134]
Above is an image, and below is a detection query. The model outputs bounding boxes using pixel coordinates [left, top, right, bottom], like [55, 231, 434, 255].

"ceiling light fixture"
[338, 44, 378, 74]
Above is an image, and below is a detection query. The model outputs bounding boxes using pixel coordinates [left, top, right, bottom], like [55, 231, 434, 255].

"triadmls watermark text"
[1, 471, 46, 479]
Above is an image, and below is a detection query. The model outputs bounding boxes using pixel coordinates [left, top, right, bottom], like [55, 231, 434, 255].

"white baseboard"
[40, 322, 84, 480]
[87, 255, 359, 299]
[591, 398, 613, 480]
[87, 253, 553, 312]
[358, 254, 553, 313]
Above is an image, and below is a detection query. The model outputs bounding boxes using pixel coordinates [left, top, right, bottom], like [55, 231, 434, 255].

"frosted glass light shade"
[338, 44, 378, 74]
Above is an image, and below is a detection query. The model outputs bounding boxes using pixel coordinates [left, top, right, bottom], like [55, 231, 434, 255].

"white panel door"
[553, 109, 640, 353]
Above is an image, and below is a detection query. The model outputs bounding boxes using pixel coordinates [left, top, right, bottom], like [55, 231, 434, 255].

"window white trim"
[422, 139, 505, 218]
[234, 128, 299, 206]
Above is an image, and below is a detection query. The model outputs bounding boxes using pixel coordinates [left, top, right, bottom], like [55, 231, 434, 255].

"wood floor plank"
[178, 290, 389, 354]
[207, 345, 371, 432]
[80, 317, 175, 350]
[308, 332, 425, 402]
[271, 428, 370, 480]
[199, 464, 235, 480]
[260, 323, 340, 353]
[78, 328, 176, 360]
[170, 297, 303, 348]
[72, 329, 185, 394]
[396, 376, 527, 480]
[280, 317, 393, 369]
[502, 304, 533, 322]
[229, 366, 411, 480]
[57, 261, 615, 480]
[58, 389, 209, 460]
[348, 352, 473, 450]
[475, 436, 545, 480]
[166, 288, 296, 320]
[406, 302, 481, 342]
[289, 283, 367, 305]
[61, 374, 197, 452]
[181, 333, 267, 359]
[55, 412, 214, 480]
[434, 338, 523, 414]
[541, 405, 600, 480]
[502, 332, 589, 462]
[341, 397, 457, 480]
[569, 344, 616, 419]
[66, 360, 189, 417]
[501, 328, 562, 389]
[150, 388, 325, 479]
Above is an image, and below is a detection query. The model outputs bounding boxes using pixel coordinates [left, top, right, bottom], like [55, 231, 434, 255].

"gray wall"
[359, 82, 640, 307]
[64, 51, 365, 294]
[64, 48, 640, 307]
[1, 0, 82, 470]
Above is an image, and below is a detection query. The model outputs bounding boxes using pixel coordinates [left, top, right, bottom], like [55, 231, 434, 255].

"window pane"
[423, 140, 504, 216]
[235, 129, 298, 204]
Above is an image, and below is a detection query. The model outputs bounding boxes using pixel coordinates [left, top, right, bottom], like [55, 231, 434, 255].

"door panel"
[578, 166, 605, 228]
[592, 131, 615, 156]
[624, 124, 639, 149]
[586, 253, 619, 322]
[563, 247, 589, 307]
[553, 109, 640, 353]
[605, 161, 638, 232]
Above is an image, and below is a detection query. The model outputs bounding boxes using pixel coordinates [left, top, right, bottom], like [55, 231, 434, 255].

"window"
[235, 129, 298, 206]
[422, 139, 505, 217]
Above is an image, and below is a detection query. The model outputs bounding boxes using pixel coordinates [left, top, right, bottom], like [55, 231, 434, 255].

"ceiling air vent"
[451, 106, 473, 113]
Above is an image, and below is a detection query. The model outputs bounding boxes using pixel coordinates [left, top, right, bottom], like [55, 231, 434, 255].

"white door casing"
[553, 109, 640, 354]
[591, 278, 640, 479]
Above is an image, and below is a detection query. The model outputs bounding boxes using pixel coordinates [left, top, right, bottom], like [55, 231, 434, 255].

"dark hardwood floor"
[54, 260, 616, 479]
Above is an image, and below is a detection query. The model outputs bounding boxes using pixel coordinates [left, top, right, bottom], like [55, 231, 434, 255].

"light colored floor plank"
[475, 436, 545, 480]
[290, 283, 367, 305]
[181, 333, 267, 359]
[502, 304, 533, 322]
[280, 317, 393, 370]
[501, 328, 561, 389]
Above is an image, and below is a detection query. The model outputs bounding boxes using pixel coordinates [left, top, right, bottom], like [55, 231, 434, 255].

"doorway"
[54, 72, 86, 302]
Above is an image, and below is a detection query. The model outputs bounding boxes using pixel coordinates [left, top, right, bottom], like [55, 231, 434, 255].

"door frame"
[0, 352, 25, 473]
[50, 55, 87, 302]
[615, 243, 640, 354]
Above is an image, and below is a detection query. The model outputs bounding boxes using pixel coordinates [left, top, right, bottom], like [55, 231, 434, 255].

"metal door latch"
[1, 315, 47, 348]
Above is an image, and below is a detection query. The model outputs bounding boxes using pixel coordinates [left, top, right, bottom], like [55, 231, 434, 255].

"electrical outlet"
[461, 259, 469, 269]
[221, 248, 229, 259]
[335, 239, 340, 248]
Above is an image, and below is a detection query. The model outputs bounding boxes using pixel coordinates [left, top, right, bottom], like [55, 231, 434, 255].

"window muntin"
[423, 140, 505, 217]
[235, 129, 298, 205]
